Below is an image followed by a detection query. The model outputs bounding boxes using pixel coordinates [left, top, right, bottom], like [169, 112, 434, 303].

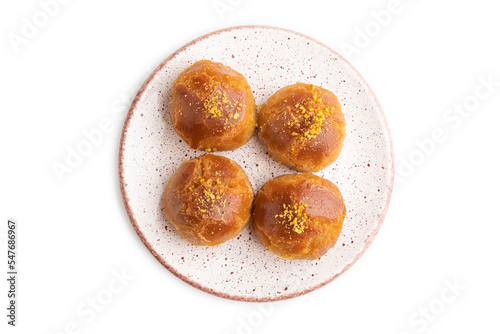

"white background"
[1, 0, 499, 333]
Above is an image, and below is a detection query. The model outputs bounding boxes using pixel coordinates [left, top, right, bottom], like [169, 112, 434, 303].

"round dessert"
[258, 83, 346, 172]
[252, 173, 346, 260]
[163, 154, 253, 246]
[169, 60, 257, 151]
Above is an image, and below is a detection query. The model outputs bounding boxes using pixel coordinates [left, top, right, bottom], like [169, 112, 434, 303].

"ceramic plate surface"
[119, 26, 394, 302]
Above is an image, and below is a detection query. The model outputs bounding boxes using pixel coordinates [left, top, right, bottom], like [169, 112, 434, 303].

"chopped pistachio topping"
[188, 178, 227, 217]
[203, 88, 243, 124]
[275, 201, 313, 234]
[286, 86, 331, 144]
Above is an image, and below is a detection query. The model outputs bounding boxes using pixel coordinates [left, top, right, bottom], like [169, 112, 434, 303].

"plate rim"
[118, 25, 395, 302]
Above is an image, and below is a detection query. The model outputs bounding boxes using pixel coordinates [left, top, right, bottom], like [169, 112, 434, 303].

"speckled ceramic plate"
[119, 26, 394, 302]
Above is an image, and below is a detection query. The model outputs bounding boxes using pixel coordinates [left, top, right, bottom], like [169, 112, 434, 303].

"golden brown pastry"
[169, 60, 256, 151]
[258, 83, 346, 172]
[252, 173, 346, 260]
[163, 154, 253, 246]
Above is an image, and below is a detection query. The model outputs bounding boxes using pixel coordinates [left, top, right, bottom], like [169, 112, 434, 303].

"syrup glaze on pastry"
[258, 83, 346, 172]
[170, 60, 256, 151]
[252, 173, 346, 260]
[163, 154, 253, 246]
